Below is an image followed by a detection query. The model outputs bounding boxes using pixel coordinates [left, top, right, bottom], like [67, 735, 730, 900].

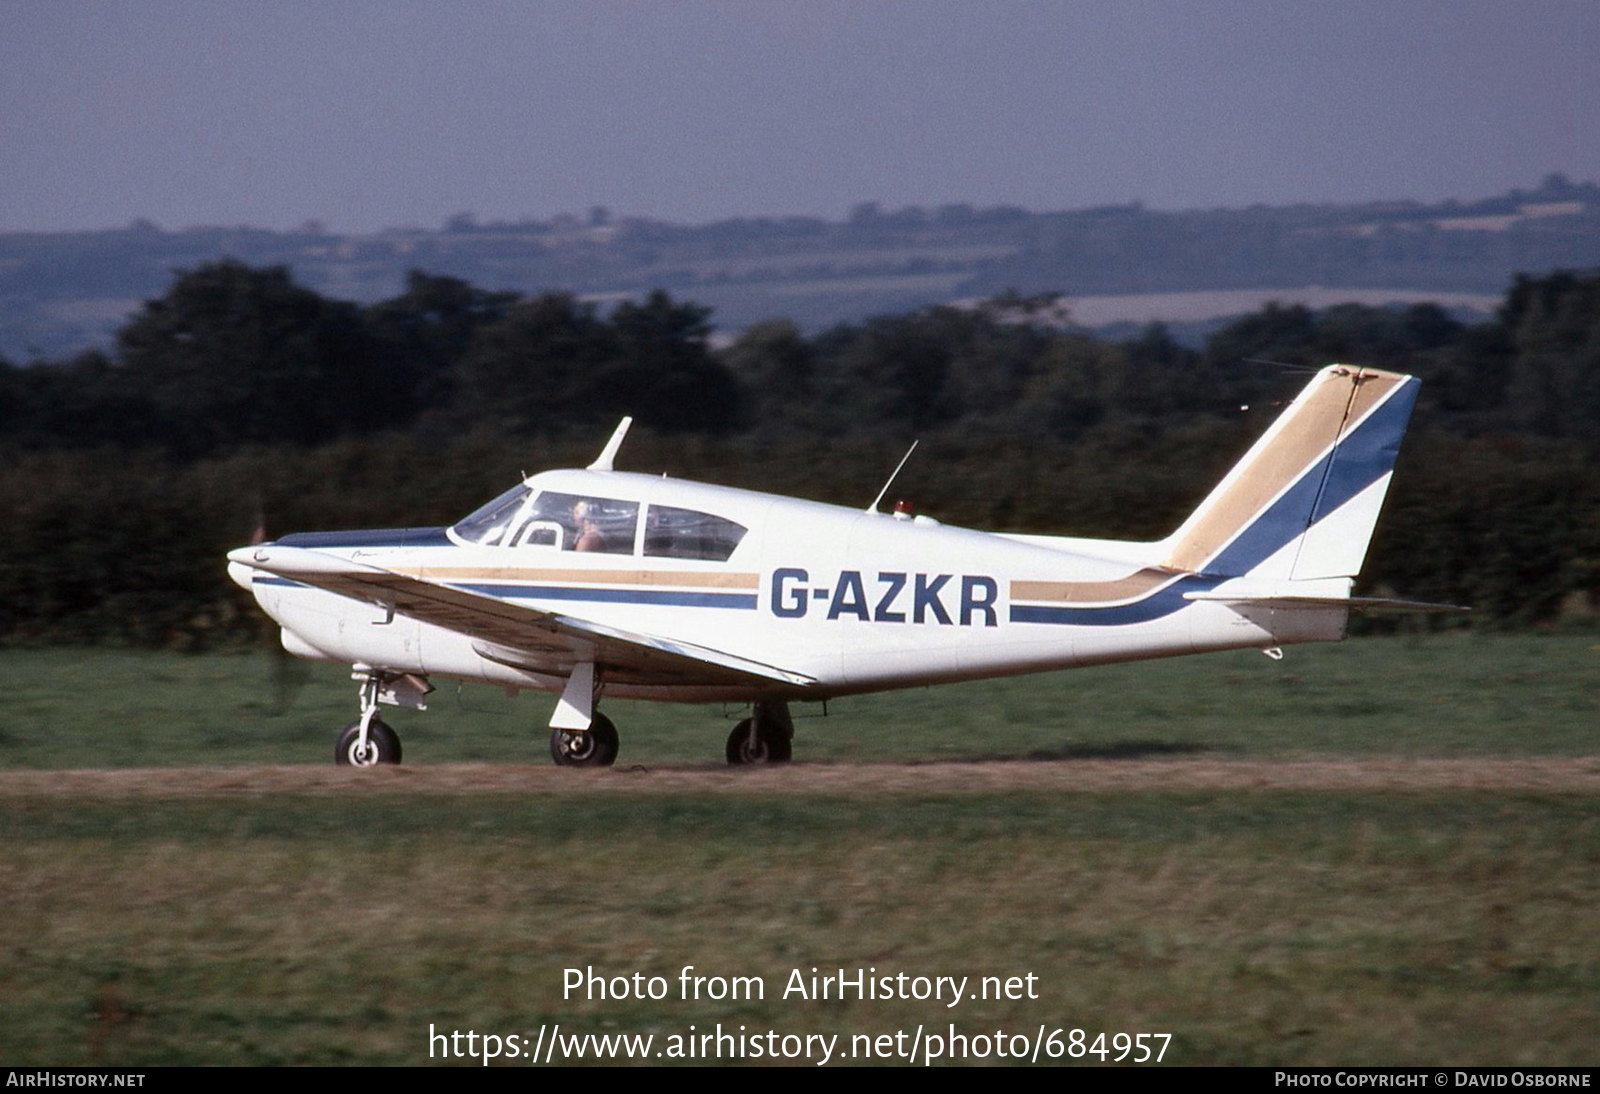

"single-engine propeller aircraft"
[228, 363, 1434, 768]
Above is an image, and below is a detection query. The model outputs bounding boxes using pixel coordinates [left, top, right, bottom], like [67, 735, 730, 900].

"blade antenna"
[588, 416, 633, 472]
[867, 440, 919, 514]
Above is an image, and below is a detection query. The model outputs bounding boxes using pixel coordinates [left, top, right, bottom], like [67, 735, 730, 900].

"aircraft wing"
[230, 545, 817, 689]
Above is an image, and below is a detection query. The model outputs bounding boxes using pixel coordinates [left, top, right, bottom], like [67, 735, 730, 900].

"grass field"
[1, 636, 1597, 1066]
[6, 632, 1599, 768]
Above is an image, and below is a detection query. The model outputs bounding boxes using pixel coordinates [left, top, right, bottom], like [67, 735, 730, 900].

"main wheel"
[335, 718, 402, 766]
[550, 713, 619, 767]
[726, 717, 792, 765]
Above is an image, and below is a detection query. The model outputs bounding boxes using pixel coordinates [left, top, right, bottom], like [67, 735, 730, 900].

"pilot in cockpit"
[572, 499, 607, 552]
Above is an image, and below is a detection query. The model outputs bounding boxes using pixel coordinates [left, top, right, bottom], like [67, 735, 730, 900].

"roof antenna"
[867, 440, 919, 514]
[588, 416, 633, 472]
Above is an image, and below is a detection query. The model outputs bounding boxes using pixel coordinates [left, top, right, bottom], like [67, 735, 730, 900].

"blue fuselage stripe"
[455, 583, 758, 610]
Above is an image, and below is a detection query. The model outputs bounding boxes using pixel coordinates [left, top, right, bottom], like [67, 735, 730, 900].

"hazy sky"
[3, 1, 1597, 234]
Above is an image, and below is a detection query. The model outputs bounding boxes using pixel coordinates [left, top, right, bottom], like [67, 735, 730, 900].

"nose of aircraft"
[226, 546, 259, 592]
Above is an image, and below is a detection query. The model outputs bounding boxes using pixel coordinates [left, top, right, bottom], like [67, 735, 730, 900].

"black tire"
[550, 712, 620, 767]
[335, 718, 402, 766]
[726, 717, 793, 765]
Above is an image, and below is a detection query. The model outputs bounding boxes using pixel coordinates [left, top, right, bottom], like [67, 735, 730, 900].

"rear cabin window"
[643, 505, 747, 562]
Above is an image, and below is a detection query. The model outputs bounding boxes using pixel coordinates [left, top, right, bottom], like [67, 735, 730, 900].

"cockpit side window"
[643, 505, 747, 562]
[451, 484, 533, 546]
[517, 492, 639, 554]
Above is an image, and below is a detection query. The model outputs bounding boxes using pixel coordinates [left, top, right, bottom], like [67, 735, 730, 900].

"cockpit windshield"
[450, 484, 532, 546]
[451, 485, 639, 553]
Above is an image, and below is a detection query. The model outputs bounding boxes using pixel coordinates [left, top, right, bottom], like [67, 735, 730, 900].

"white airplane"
[228, 363, 1428, 768]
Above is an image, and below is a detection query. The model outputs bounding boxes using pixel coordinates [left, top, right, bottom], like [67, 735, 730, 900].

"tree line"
[1, 261, 1598, 645]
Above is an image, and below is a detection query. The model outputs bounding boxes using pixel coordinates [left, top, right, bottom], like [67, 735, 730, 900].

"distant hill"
[3, 174, 1597, 361]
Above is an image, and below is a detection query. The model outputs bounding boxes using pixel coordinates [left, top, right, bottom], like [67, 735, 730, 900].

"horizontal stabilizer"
[1185, 591, 1468, 613]
[1344, 596, 1469, 614]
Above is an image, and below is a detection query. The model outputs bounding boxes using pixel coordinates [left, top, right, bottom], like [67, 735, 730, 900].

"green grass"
[1, 791, 1595, 1066]
[1, 636, 1596, 1066]
[4, 634, 1598, 768]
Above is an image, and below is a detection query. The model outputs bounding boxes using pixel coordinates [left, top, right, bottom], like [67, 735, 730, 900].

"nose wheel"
[336, 718, 402, 766]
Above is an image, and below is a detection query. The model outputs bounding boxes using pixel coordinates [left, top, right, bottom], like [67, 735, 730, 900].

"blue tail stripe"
[1309, 376, 1419, 526]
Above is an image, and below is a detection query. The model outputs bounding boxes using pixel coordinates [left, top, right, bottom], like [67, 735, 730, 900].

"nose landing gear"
[333, 667, 432, 767]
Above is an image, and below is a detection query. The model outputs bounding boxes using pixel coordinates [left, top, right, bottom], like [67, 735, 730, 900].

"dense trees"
[115, 260, 394, 452]
[1496, 271, 1600, 439]
[2, 265, 737, 452]
[364, 270, 519, 414]
[2, 261, 1600, 644]
[449, 289, 736, 433]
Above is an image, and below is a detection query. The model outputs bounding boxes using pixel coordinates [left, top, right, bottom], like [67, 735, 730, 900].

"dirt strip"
[1, 757, 1597, 799]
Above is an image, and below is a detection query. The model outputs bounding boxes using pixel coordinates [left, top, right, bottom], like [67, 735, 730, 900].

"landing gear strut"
[334, 667, 430, 767]
[727, 700, 794, 765]
[547, 661, 620, 767]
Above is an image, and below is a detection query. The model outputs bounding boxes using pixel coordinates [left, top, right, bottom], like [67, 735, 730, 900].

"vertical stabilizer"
[1157, 366, 1419, 581]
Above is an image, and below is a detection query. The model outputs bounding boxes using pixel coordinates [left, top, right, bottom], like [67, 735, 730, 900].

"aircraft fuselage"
[237, 467, 1343, 704]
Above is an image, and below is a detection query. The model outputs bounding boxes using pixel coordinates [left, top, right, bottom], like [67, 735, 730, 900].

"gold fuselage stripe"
[1010, 569, 1177, 604]
[396, 566, 761, 589]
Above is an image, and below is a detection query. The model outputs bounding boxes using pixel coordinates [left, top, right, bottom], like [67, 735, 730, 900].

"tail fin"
[1158, 365, 1420, 582]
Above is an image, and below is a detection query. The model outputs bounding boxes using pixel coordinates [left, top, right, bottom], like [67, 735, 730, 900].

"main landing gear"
[546, 699, 794, 767]
[333, 667, 432, 767]
[550, 712, 620, 767]
[726, 701, 794, 765]
[543, 700, 794, 768]
[546, 661, 619, 767]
